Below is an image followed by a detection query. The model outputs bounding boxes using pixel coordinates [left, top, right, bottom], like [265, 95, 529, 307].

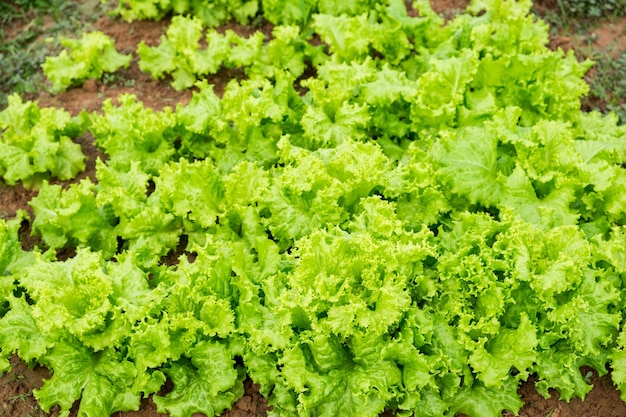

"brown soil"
[2, 1, 626, 416]
[591, 16, 626, 56]
[516, 369, 626, 417]
[429, 0, 471, 18]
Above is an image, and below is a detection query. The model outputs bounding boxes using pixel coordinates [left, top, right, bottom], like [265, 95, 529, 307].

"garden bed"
[1, 0, 626, 416]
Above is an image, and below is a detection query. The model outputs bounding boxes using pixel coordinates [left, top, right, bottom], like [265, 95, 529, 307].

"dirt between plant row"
[1, 0, 626, 416]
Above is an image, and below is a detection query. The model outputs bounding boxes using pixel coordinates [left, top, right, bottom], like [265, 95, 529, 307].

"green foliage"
[0, 0, 104, 106]
[0, 94, 86, 187]
[586, 49, 626, 124]
[107, 0, 389, 25]
[88, 94, 178, 175]
[531, 0, 626, 125]
[2, 1, 626, 417]
[137, 15, 322, 90]
[0, 22, 50, 106]
[557, 0, 626, 18]
[0, 0, 56, 19]
[110, 0, 259, 26]
[42, 31, 132, 93]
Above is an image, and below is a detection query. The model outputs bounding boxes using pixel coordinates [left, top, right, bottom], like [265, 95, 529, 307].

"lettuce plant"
[0, 94, 86, 187]
[137, 16, 322, 90]
[42, 31, 132, 93]
[110, 0, 258, 26]
[107, 0, 389, 25]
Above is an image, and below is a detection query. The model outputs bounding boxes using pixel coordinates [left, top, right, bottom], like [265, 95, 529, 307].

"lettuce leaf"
[153, 341, 245, 417]
[29, 180, 119, 257]
[35, 340, 144, 417]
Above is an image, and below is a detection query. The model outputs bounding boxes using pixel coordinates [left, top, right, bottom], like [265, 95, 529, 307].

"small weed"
[585, 49, 626, 123]
[0, 0, 110, 107]
[536, 8, 568, 35]
[5, 393, 46, 417]
[9, 392, 31, 402]
[557, 0, 626, 18]
[0, 367, 25, 388]
[102, 72, 137, 88]
[534, 0, 625, 36]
